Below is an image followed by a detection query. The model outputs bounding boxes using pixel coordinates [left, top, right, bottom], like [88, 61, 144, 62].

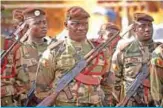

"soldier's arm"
[35, 49, 56, 98]
[150, 47, 163, 106]
[99, 48, 116, 106]
[110, 49, 123, 101]
[14, 46, 29, 93]
[150, 64, 163, 105]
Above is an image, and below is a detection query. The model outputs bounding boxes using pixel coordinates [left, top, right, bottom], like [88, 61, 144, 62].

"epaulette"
[47, 39, 64, 51]
[116, 39, 133, 51]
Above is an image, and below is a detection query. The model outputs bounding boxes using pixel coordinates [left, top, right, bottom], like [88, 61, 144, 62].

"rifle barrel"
[86, 31, 120, 63]
[1, 40, 18, 61]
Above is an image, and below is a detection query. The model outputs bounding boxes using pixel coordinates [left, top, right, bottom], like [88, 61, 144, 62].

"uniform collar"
[67, 37, 88, 47]
[137, 39, 154, 47]
[25, 37, 47, 48]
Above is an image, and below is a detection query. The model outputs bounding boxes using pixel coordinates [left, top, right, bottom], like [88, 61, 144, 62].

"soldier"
[92, 22, 121, 106]
[97, 22, 121, 57]
[37, 6, 118, 106]
[12, 8, 51, 106]
[1, 8, 27, 106]
[110, 13, 158, 106]
[150, 44, 163, 106]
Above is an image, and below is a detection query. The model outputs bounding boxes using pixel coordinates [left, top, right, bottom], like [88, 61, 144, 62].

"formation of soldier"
[1, 6, 163, 107]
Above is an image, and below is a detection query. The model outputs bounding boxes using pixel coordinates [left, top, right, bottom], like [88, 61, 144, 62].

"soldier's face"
[65, 19, 88, 42]
[135, 20, 153, 42]
[27, 16, 47, 38]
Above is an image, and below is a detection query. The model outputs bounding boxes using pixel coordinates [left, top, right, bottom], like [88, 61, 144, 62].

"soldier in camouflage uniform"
[92, 22, 121, 106]
[97, 22, 121, 62]
[13, 8, 51, 106]
[37, 6, 117, 106]
[150, 44, 163, 106]
[110, 13, 158, 106]
[1, 8, 28, 106]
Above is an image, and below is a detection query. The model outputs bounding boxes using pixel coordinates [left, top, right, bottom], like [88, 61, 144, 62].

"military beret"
[133, 13, 154, 22]
[100, 22, 120, 31]
[23, 8, 45, 20]
[12, 9, 24, 22]
[66, 6, 90, 20]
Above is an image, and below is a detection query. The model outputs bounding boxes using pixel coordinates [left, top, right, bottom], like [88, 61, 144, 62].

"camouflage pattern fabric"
[37, 37, 114, 106]
[150, 44, 163, 106]
[111, 40, 157, 106]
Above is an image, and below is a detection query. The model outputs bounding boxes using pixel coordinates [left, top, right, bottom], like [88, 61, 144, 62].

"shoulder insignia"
[151, 57, 163, 68]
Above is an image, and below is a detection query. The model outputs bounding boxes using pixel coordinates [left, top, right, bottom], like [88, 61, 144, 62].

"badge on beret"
[34, 10, 40, 16]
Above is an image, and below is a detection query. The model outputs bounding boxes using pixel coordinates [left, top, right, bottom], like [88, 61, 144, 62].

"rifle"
[37, 23, 135, 106]
[116, 64, 149, 106]
[24, 81, 36, 106]
[37, 30, 120, 106]
[1, 22, 28, 61]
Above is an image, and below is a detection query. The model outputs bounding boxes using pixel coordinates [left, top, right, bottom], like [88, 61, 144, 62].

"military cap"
[133, 13, 154, 22]
[23, 8, 45, 20]
[100, 22, 120, 31]
[66, 6, 90, 20]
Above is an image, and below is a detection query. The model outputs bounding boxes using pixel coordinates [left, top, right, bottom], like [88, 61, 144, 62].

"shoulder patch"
[151, 57, 163, 68]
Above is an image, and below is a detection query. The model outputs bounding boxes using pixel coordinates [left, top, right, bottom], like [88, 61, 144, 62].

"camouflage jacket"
[150, 43, 163, 106]
[1, 38, 48, 98]
[37, 37, 114, 105]
[110, 39, 158, 105]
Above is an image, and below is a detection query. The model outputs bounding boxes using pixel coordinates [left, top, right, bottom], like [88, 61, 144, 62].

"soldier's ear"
[64, 21, 68, 29]
[132, 23, 136, 32]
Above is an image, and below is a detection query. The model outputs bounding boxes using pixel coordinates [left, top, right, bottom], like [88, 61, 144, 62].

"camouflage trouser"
[55, 100, 102, 106]
[1, 96, 18, 106]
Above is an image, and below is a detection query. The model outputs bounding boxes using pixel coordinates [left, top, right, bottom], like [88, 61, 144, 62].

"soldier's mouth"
[42, 30, 47, 33]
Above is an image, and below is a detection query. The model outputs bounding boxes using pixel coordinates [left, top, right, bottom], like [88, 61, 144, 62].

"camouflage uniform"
[1, 8, 49, 106]
[150, 44, 163, 106]
[92, 22, 121, 106]
[1, 9, 27, 106]
[14, 8, 50, 106]
[110, 13, 158, 106]
[37, 6, 114, 106]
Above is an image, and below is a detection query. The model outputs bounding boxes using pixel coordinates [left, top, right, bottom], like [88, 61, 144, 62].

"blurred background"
[1, 0, 163, 41]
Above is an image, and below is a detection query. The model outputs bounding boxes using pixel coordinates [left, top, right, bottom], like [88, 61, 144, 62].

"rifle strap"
[1, 43, 21, 79]
[75, 52, 108, 85]
[1, 39, 9, 75]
